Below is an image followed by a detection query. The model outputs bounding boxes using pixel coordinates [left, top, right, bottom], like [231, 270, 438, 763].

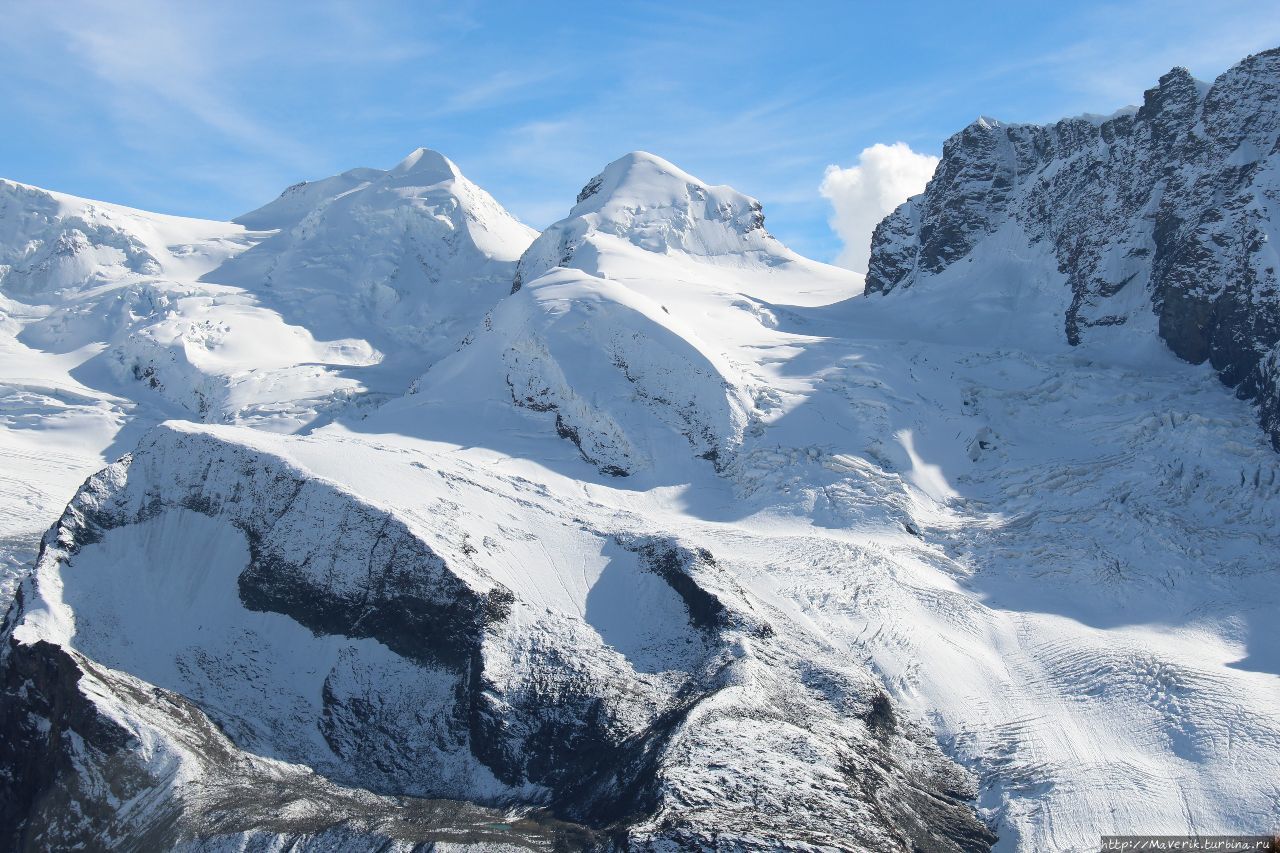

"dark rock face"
[0, 636, 603, 852]
[867, 48, 1280, 447]
[0, 635, 176, 853]
[0, 430, 628, 849]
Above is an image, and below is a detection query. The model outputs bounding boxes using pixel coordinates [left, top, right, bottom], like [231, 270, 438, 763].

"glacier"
[1, 48, 1279, 853]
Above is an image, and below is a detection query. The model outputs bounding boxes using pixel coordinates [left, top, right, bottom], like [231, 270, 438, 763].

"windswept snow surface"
[220, 147, 536, 375]
[4, 148, 1280, 849]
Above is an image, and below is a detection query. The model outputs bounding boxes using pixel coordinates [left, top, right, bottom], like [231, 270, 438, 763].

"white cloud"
[820, 142, 938, 273]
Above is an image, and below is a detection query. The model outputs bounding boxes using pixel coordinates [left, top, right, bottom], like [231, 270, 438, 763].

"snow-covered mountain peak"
[569, 149, 776, 247]
[211, 150, 536, 367]
[418, 152, 860, 482]
[0, 150, 538, 438]
[570, 150, 716, 212]
[389, 146, 461, 183]
[8, 45, 1280, 853]
[514, 151, 802, 291]
[234, 148, 509, 235]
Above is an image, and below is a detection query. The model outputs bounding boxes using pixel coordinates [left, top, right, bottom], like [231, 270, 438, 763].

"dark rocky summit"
[867, 48, 1280, 447]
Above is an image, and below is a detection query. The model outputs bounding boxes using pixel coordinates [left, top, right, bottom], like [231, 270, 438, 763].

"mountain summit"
[388, 146, 462, 181]
[516, 151, 795, 289]
[411, 152, 859, 479]
[218, 148, 536, 369]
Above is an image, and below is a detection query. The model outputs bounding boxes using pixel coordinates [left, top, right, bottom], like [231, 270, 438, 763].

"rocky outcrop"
[867, 48, 1280, 447]
[0, 632, 602, 852]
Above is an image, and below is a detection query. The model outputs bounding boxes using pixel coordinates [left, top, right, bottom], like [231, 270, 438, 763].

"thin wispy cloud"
[0, 1, 1274, 256]
[432, 69, 568, 117]
[3, 3, 305, 164]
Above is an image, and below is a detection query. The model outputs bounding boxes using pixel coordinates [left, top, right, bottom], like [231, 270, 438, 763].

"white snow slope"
[0, 151, 534, 603]
[3, 147, 1280, 850]
[374, 152, 1280, 848]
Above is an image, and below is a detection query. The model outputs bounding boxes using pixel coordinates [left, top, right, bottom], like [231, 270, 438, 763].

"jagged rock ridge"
[867, 48, 1280, 446]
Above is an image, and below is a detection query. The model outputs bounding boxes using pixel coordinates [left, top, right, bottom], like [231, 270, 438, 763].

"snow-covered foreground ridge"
[1, 47, 1279, 852]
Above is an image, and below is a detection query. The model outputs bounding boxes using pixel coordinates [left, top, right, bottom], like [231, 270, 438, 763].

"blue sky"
[1, 1, 1277, 262]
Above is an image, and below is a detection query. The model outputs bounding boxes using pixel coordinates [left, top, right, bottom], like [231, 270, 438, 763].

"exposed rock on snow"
[867, 48, 1280, 448]
[3, 56, 1280, 852]
[2, 423, 993, 850]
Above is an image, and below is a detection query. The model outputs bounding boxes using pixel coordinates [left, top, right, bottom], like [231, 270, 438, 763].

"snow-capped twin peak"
[515, 150, 795, 286]
[570, 150, 771, 239]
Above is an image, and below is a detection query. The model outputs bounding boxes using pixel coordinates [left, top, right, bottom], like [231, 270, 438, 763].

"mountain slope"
[3, 59, 1280, 853]
[866, 47, 1280, 448]
[218, 147, 536, 372]
[0, 178, 254, 604]
[0, 148, 534, 436]
[0, 156, 1000, 851]
[0, 150, 535, 637]
[420, 151, 859, 478]
[2, 418, 995, 850]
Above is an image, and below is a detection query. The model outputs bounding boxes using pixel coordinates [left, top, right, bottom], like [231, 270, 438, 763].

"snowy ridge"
[0, 178, 233, 296]
[0, 150, 539, 729]
[3, 420, 992, 850]
[432, 265, 759, 476]
[0, 148, 535, 436]
[514, 151, 792, 289]
[0, 180, 260, 606]
[0, 176, 367, 432]
[435, 151, 855, 477]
